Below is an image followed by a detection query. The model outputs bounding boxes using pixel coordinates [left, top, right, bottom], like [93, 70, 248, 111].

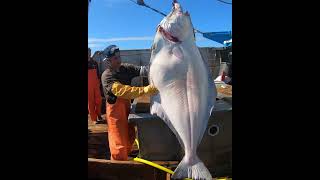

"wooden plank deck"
[88, 115, 109, 159]
[88, 158, 171, 180]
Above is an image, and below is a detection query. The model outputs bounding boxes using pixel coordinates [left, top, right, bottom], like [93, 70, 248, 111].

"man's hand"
[143, 85, 158, 95]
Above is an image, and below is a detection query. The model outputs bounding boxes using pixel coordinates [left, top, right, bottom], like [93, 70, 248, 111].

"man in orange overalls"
[101, 45, 158, 160]
[88, 48, 104, 124]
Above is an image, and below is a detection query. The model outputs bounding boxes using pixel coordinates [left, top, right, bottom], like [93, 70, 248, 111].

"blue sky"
[88, 0, 232, 54]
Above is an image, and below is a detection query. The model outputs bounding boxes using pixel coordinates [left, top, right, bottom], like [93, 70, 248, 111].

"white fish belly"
[149, 45, 211, 158]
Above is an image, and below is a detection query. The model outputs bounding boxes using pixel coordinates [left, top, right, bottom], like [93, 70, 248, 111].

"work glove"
[111, 82, 158, 100]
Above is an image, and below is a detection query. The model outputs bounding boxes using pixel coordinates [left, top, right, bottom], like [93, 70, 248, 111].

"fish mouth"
[158, 26, 181, 43]
[157, 1, 192, 43]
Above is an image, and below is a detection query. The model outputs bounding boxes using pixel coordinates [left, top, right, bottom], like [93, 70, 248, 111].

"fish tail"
[171, 155, 213, 180]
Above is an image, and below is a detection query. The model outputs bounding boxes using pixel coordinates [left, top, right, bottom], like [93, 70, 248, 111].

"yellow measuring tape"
[133, 157, 192, 180]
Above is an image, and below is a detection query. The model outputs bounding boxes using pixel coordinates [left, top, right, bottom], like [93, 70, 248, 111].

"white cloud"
[88, 36, 154, 43]
[88, 43, 105, 48]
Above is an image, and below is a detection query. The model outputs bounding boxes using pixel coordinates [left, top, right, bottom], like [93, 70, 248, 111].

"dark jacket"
[101, 61, 148, 104]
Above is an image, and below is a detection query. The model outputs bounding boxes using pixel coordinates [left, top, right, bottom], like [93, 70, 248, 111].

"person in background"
[88, 48, 104, 124]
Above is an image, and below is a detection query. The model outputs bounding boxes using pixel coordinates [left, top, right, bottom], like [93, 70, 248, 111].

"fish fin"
[172, 46, 183, 59]
[172, 155, 213, 180]
[206, 63, 217, 116]
[150, 94, 185, 150]
[195, 46, 217, 116]
[150, 94, 166, 120]
[197, 103, 215, 148]
[209, 105, 215, 117]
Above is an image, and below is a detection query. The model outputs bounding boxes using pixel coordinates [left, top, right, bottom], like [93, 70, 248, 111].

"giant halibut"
[148, 1, 217, 180]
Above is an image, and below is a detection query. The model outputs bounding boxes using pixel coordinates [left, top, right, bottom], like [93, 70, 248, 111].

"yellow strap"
[135, 139, 140, 150]
[133, 156, 231, 180]
[133, 157, 192, 180]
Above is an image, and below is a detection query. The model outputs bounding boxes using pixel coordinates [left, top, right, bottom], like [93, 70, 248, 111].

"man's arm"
[122, 63, 149, 78]
[111, 82, 157, 99]
[102, 66, 157, 103]
[101, 70, 117, 104]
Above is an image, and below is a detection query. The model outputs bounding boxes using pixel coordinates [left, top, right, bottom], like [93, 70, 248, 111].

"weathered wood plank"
[88, 158, 168, 180]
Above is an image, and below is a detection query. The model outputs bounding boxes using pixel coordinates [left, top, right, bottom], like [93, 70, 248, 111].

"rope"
[217, 0, 232, 5]
[128, 0, 203, 34]
[133, 157, 192, 180]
